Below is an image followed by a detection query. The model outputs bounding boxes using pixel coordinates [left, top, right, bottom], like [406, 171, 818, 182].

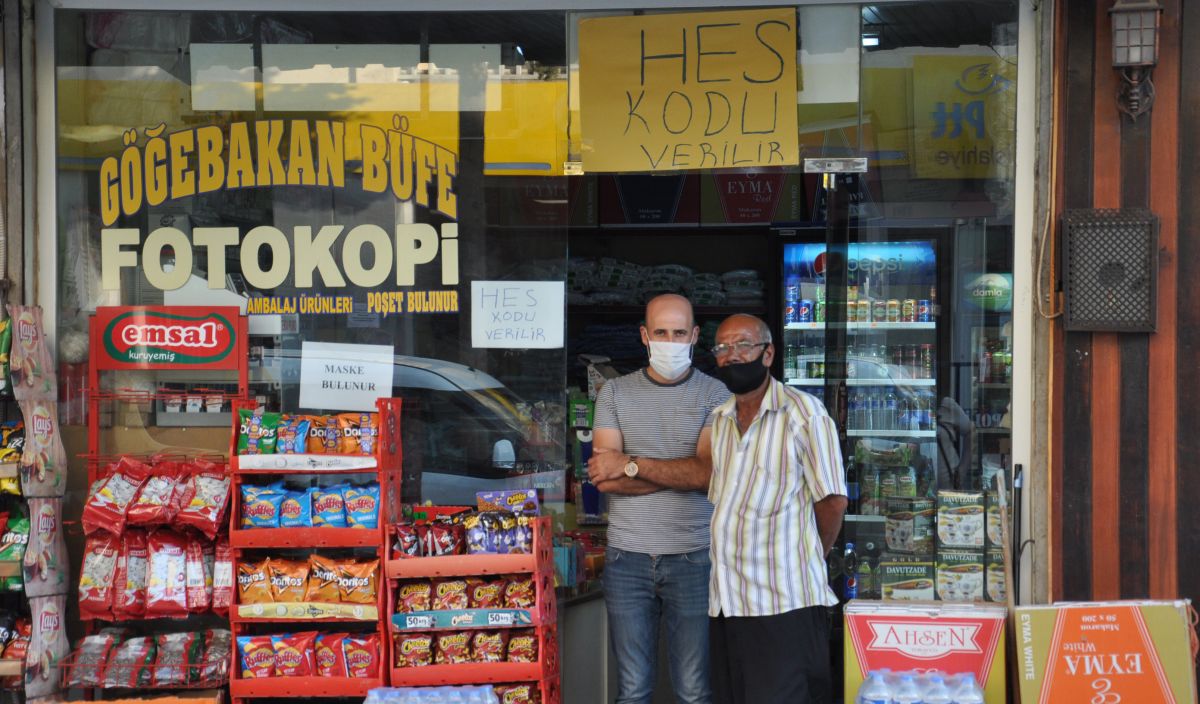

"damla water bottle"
[952, 673, 985, 704]
[893, 674, 923, 704]
[855, 671, 892, 704]
[923, 675, 953, 704]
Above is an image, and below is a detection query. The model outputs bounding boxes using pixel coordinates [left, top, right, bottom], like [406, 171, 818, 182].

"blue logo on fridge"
[785, 241, 937, 285]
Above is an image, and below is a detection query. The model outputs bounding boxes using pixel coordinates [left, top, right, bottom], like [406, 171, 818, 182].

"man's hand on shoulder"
[587, 447, 631, 484]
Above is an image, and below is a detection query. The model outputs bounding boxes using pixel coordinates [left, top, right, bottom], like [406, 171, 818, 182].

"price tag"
[405, 615, 434, 629]
[487, 612, 515, 626]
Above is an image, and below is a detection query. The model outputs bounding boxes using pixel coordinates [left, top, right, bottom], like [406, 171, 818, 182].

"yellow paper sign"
[910, 55, 1016, 180]
[579, 9, 799, 173]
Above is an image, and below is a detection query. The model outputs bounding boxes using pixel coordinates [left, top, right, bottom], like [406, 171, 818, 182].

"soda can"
[901, 299, 916, 322]
[920, 344, 934, 379]
[798, 299, 814, 323]
[857, 300, 871, 322]
[815, 300, 826, 323]
[847, 285, 858, 302]
[886, 299, 900, 323]
[872, 300, 887, 322]
[917, 299, 932, 322]
[847, 299, 858, 323]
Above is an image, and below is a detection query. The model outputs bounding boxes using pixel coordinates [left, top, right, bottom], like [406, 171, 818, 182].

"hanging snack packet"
[104, 636, 157, 689]
[24, 498, 68, 597]
[19, 399, 68, 498]
[237, 408, 280, 455]
[337, 413, 379, 456]
[272, 631, 317, 677]
[6, 306, 55, 400]
[268, 559, 309, 603]
[393, 633, 433, 669]
[433, 631, 471, 665]
[343, 484, 379, 529]
[0, 515, 27, 591]
[237, 636, 275, 678]
[145, 530, 189, 617]
[311, 486, 347, 528]
[173, 462, 231, 539]
[81, 457, 150, 536]
[279, 488, 313, 528]
[342, 634, 380, 678]
[305, 555, 340, 603]
[78, 534, 120, 620]
[276, 417, 310, 455]
[154, 631, 203, 686]
[241, 484, 285, 529]
[67, 633, 119, 687]
[127, 469, 181, 527]
[184, 538, 209, 613]
[112, 530, 148, 620]
[336, 559, 379, 605]
[314, 633, 347, 677]
[395, 581, 432, 614]
[211, 538, 233, 615]
[237, 559, 273, 605]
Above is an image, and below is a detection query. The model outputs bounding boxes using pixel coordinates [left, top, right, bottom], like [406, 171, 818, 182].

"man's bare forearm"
[814, 495, 848, 554]
[595, 477, 661, 496]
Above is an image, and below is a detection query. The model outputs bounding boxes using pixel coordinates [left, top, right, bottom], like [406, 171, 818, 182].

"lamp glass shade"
[1110, 4, 1161, 67]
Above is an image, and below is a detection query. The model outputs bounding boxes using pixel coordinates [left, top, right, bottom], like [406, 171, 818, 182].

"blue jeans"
[604, 546, 712, 704]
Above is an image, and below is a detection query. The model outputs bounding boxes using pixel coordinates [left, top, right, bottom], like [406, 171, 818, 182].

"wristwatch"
[624, 456, 640, 478]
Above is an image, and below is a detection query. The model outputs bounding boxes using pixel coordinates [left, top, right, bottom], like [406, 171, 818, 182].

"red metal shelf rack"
[385, 515, 560, 703]
[228, 397, 403, 703]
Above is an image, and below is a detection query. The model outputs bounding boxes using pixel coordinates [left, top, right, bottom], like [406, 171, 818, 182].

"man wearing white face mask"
[587, 293, 730, 704]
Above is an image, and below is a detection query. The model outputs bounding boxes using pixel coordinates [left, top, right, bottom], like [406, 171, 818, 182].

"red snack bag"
[393, 524, 420, 558]
[342, 634, 379, 678]
[467, 577, 506, 609]
[434, 631, 471, 665]
[395, 581, 432, 614]
[506, 629, 539, 663]
[432, 579, 469, 611]
[81, 457, 150, 536]
[428, 522, 463, 556]
[185, 537, 209, 613]
[78, 534, 120, 619]
[238, 635, 276, 678]
[2, 633, 27, 688]
[172, 463, 231, 540]
[503, 576, 535, 609]
[112, 530, 148, 619]
[495, 684, 540, 704]
[145, 530, 189, 617]
[211, 537, 233, 614]
[393, 633, 433, 668]
[126, 463, 180, 527]
[314, 634, 347, 677]
[471, 630, 508, 663]
[272, 631, 317, 677]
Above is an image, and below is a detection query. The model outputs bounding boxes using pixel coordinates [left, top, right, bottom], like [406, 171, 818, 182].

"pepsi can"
[917, 299, 932, 322]
[798, 299, 814, 323]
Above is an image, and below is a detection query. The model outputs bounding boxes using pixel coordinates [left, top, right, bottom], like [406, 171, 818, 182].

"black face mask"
[715, 351, 770, 394]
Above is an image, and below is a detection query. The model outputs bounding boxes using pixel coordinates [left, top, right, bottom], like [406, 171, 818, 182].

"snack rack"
[385, 513, 560, 704]
[227, 397, 404, 703]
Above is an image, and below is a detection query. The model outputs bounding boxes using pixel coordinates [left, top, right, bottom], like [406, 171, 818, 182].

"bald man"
[586, 293, 730, 704]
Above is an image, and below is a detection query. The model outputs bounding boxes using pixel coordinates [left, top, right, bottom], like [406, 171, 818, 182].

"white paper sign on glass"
[471, 281, 564, 349]
[299, 341, 393, 411]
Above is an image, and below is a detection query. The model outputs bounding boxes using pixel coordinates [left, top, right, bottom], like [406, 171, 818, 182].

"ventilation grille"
[1063, 208, 1158, 332]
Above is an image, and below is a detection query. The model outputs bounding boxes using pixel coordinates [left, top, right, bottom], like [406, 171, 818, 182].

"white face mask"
[648, 341, 693, 380]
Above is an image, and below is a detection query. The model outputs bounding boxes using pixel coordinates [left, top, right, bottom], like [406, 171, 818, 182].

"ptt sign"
[912, 55, 1015, 179]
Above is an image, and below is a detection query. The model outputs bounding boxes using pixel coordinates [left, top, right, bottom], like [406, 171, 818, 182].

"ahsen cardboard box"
[844, 601, 1006, 702]
[1015, 600, 1198, 704]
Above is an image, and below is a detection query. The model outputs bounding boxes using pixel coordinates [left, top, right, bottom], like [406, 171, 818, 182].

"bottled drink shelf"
[846, 429, 936, 438]
[787, 378, 936, 387]
[785, 322, 936, 332]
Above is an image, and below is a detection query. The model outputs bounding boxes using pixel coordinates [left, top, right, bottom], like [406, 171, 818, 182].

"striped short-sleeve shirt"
[594, 368, 731, 555]
[708, 378, 847, 617]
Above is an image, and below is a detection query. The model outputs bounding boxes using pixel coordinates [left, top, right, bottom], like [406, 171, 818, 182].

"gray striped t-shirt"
[594, 367, 731, 554]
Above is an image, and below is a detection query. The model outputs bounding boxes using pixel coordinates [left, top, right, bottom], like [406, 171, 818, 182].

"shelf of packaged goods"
[232, 603, 379, 623]
[230, 527, 382, 549]
[787, 378, 936, 387]
[846, 429, 936, 438]
[785, 322, 936, 332]
[234, 454, 377, 472]
[389, 662, 542, 687]
[230, 676, 382, 698]
[387, 553, 538, 580]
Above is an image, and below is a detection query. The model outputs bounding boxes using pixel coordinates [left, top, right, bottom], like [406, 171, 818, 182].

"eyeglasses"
[710, 341, 768, 358]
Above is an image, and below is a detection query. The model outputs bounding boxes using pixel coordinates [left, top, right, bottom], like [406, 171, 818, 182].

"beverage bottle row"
[826, 540, 881, 601]
[848, 388, 936, 431]
[784, 275, 938, 325]
[856, 670, 984, 704]
[783, 342, 934, 380]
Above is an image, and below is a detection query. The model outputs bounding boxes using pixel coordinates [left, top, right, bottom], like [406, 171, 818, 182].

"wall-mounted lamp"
[1109, 0, 1162, 120]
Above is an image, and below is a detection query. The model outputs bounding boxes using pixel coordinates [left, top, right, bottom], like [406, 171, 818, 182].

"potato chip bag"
[336, 559, 379, 605]
[395, 581, 432, 613]
[433, 631, 471, 665]
[506, 629, 539, 663]
[237, 409, 280, 455]
[272, 631, 317, 676]
[279, 488, 313, 528]
[240, 484, 285, 528]
[269, 559, 309, 603]
[337, 413, 379, 456]
[467, 577, 507, 609]
[432, 578, 469, 611]
[311, 486, 347, 528]
[237, 636, 275, 678]
[343, 484, 379, 529]
[393, 633, 432, 669]
[237, 559, 272, 605]
[503, 577, 536, 609]
[276, 417, 310, 455]
[343, 634, 379, 677]
[0, 515, 27, 591]
[305, 555, 340, 603]
[471, 631, 508, 663]
[314, 633, 347, 677]
[6, 306, 55, 401]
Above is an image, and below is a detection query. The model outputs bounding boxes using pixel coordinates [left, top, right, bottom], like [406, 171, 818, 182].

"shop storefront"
[21, 1, 1047, 702]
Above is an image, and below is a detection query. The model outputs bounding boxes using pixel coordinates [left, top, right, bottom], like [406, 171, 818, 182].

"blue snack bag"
[241, 484, 285, 528]
[343, 483, 380, 529]
[279, 488, 314, 527]
[311, 485, 347, 528]
[276, 417, 310, 455]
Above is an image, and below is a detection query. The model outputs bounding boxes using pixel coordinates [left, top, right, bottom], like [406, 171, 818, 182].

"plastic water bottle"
[952, 673, 985, 704]
[855, 671, 893, 704]
[893, 674, 923, 704]
[923, 675, 953, 704]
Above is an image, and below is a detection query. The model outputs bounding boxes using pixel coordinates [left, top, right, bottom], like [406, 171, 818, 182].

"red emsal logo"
[103, 310, 235, 366]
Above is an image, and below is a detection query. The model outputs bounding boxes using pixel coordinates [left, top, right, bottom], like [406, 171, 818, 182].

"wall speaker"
[1062, 208, 1158, 332]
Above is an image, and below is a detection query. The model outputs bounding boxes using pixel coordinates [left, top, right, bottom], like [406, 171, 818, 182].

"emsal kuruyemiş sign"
[97, 306, 240, 370]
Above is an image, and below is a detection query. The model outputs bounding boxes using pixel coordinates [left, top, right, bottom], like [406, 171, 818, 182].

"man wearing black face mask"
[706, 314, 848, 704]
